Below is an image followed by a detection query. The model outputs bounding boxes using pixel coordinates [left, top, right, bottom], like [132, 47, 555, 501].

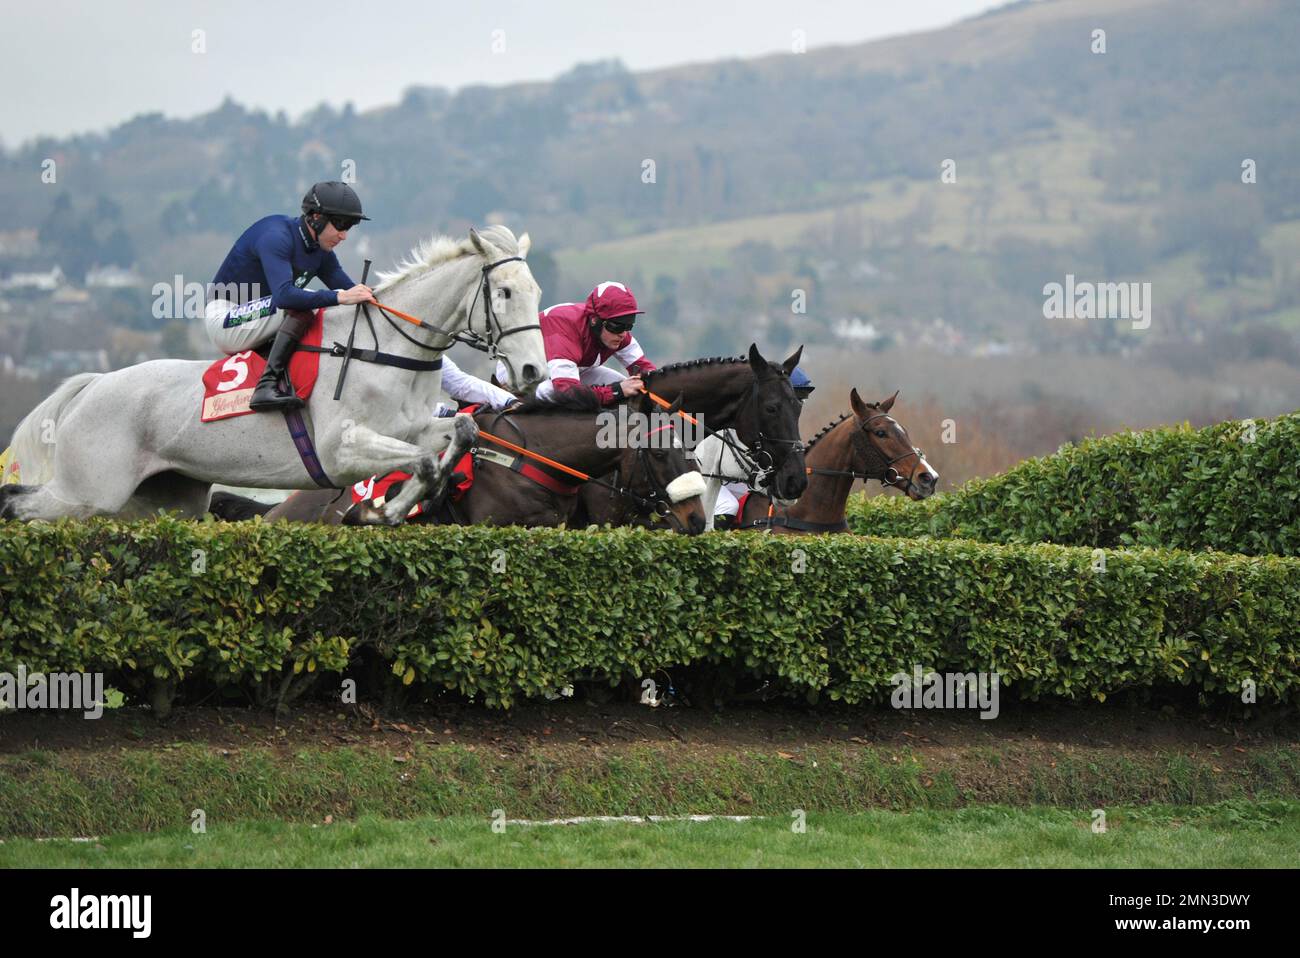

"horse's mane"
[642, 356, 748, 387]
[375, 225, 521, 292]
[804, 413, 853, 451]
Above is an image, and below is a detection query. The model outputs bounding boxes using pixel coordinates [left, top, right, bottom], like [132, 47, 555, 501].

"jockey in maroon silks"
[496, 281, 656, 405]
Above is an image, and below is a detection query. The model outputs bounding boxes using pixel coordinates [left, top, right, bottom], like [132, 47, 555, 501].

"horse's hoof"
[453, 414, 479, 445]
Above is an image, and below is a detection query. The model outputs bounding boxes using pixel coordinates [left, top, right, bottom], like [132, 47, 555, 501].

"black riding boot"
[249, 310, 312, 412]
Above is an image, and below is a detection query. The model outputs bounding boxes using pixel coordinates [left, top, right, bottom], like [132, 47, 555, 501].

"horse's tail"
[6, 372, 101, 484]
[208, 491, 275, 521]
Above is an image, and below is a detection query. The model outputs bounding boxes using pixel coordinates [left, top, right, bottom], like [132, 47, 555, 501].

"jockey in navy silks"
[204, 181, 377, 412]
[497, 281, 657, 406]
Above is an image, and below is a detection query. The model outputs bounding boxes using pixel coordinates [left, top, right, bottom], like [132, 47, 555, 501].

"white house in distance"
[86, 265, 142, 288]
[0, 265, 64, 292]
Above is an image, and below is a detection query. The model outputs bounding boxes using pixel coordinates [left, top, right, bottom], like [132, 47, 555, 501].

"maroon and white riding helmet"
[585, 281, 646, 323]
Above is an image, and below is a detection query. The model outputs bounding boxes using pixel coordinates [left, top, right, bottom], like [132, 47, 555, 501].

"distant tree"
[101, 226, 135, 268]
[161, 319, 194, 359]
[650, 273, 679, 326]
[38, 193, 77, 249]
[1157, 187, 1268, 285]
[527, 249, 559, 299]
[733, 240, 779, 274]
[1088, 218, 1150, 277]
[101, 288, 156, 331]
[992, 236, 1067, 301]
[449, 177, 504, 221]
[93, 194, 124, 223]
[37, 193, 99, 282]
[1202, 217, 1267, 286]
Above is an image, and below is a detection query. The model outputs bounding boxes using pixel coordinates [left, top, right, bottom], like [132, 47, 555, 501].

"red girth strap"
[511, 458, 582, 496]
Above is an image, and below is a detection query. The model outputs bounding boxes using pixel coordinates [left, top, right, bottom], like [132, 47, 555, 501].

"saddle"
[200, 310, 325, 422]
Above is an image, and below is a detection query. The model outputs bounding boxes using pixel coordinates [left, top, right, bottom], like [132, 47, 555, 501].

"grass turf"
[3, 802, 1296, 868]
[4, 742, 1300, 839]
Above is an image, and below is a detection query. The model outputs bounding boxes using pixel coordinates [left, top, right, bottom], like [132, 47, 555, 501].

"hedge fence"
[846, 412, 1300, 556]
[2, 516, 1298, 711]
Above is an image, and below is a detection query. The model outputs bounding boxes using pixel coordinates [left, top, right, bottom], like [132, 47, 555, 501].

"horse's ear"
[850, 387, 869, 420]
[469, 227, 490, 258]
[517, 232, 531, 258]
[879, 390, 899, 413]
[748, 343, 765, 374]
[668, 392, 684, 416]
[781, 345, 804, 377]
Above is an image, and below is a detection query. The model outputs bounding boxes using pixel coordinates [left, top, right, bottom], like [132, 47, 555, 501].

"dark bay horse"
[209, 392, 708, 533]
[576, 344, 809, 528]
[736, 388, 938, 534]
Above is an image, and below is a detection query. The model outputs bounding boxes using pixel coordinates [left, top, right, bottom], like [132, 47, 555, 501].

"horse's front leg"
[338, 415, 476, 526]
[327, 420, 453, 526]
[378, 414, 478, 523]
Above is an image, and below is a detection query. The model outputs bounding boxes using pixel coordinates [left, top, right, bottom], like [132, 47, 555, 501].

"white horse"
[1, 226, 547, 525]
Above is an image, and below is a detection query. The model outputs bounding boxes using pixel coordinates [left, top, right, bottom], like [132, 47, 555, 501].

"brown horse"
[209, 391, 708, 533]
[577, 344, 809, 528]
[736, 388, 937, 534]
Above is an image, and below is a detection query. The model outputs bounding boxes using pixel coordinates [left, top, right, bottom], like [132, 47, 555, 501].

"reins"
[471, 418, 686, 518]
[645, 375, 804, 494]
[311, 255, 538, 399]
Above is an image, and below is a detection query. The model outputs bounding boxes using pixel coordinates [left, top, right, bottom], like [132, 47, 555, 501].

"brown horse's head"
[619, 392, 707, 535]
[849, 388, 938, 500]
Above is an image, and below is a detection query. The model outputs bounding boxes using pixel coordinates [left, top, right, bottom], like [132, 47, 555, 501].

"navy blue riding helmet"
[790, 366, 815, 397]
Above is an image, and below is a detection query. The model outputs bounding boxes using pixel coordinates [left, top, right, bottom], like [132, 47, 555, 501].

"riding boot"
[249, 310, 313, 412]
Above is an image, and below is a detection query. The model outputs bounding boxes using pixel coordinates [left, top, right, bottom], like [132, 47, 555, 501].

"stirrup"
[249, 373, 304, 411]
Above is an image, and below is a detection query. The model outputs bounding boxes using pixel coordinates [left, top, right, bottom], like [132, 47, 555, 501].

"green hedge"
[847, 412, 1300, 555]
[2, 517, 1298, 709]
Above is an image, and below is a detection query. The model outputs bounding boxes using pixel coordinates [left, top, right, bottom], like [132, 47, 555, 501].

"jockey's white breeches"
[204, 296, 290, 355]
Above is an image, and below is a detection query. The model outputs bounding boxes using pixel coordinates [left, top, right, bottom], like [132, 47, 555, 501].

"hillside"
[3, 0, 1299, 441]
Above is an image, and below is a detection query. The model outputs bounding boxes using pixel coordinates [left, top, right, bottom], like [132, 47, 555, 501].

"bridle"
[608, 421, 699, 533]
[317, 255, 541, 400]
[707, 376, 805, 496]
[811, 411, 928, 494]
[741, 410, 927, 533]
[377, 255, 541, 385]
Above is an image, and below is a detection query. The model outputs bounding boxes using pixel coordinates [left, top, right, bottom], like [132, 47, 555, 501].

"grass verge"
[3, 803, 1297, 868]
[3, 742, 1298, 839]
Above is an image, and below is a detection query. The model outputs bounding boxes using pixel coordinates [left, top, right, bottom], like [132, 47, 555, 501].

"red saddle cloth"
[200, 310, 325, 422]
[350, 405, 481, 519]
[736, 491, 751, 519]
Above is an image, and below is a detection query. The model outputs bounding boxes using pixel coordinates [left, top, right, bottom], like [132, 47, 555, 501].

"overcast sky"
[1, 0, 998, 148]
